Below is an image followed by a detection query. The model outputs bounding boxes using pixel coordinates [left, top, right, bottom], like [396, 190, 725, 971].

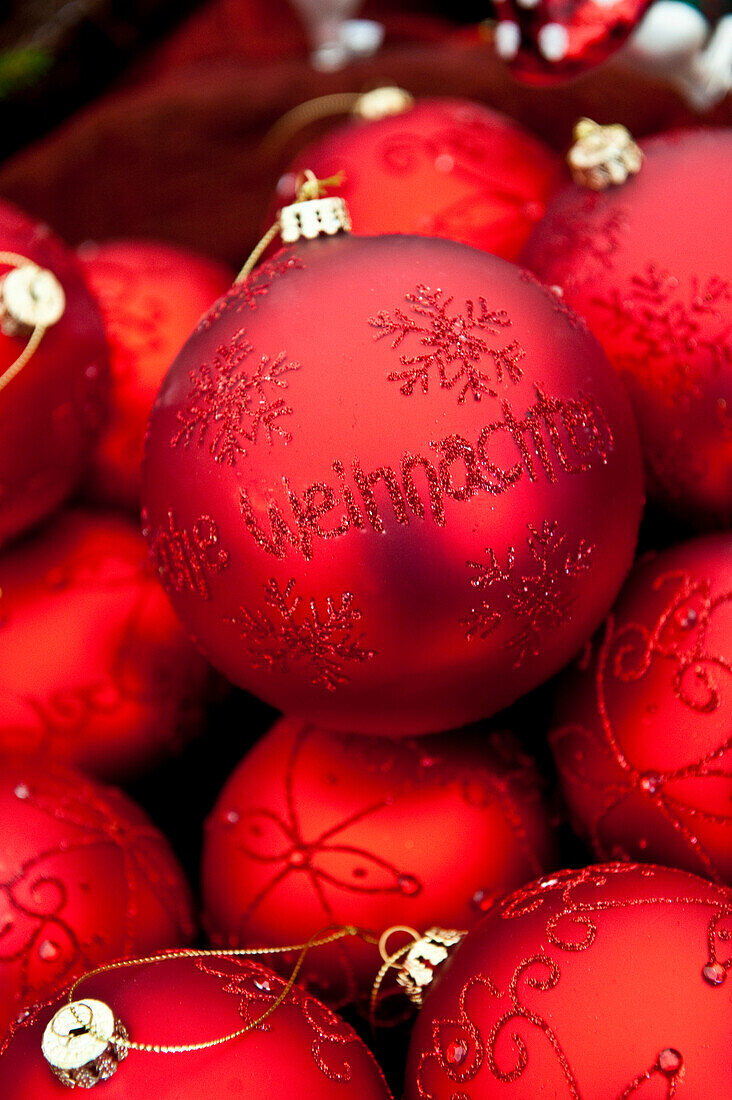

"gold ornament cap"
[42, 999, 128, 1089]
[352, 86, 414, 121]
[395, 927, 466, 1006]
[1, 263, 65, 333]
[279, 196, 352, 243]
[567, 118, 643, 191]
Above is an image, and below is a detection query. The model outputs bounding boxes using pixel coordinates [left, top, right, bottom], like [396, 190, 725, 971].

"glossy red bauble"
[494, 0, 652, 83]
[0, 200, 109, 548]
[202, 717, 557, 1008]
[406, 863, 732, 1098]
[522, 129, 732, 529]
[0, 755, 194, 1044]
[273, 99, 560, 261]
[142, 234, 644, 734]
[78, 239, 232, 510]
[551, 534, 732, 884]
[0, 509, 212, 780]
[0, 955, 392, 1098]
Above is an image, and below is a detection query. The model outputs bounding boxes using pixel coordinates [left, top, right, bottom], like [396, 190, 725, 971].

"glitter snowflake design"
[462, 521, 594, 667]
[526, 194, 630, 293]
[595, 266, 731, 404]
[369, 284, 524, 403]
[227, 578, 375, 692]
[172, 327, 300, 464]
[195, 253, 305, 334]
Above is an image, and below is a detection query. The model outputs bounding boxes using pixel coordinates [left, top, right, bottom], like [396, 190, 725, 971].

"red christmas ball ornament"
[272, 97, 560, 261]
[202, 716, 557, 1009]
[142, 214, 644, 734]
[0, 954, 392, 1097]
[78, 239, 233, 510]
[494, 0, 652, 82]
[0, 755, 195, 1044]
[0, 199, 109, 548]
[406, 863, 732, 1098]
[551, 533, 732, 884]
[522, 126, 732, 529]
[0, 509, 212, 780]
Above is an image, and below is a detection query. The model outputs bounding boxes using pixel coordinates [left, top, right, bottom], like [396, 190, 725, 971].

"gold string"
[0, 251, 50, 395]
[234, 169, 345, 283]
[369, 925, 421, 1026]
[261, 93, 362, 159]
[67, 925, 379, 1054]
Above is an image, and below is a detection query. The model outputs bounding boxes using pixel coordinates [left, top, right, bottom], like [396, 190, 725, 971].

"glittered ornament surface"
[202, 717, 557, 1009]
[494, 0, 652, 83]
[551, 534, 732, 884]
[142, 234, 643, 734]
[0, 200, 109, 548]
[79, 239, 232, 510]
[522, 128, 732, 529]
[0, 756, 194, 1046]
[406, 863, 732, 1098]
[0, 954, 392, 1098]
[0, 509, 212, 780]
[273, 99, 560, 261]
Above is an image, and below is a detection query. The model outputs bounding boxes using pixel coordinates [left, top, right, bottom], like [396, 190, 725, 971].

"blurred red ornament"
[522, 128, 732, 529]
[78, 240, 232, 510]
[202, 716, 557, 1009]
[0, 755, 194, 1046]
[0, 509, 212, 780]
[272, 98, 560, 261]
[0, 952, 392, 1097]
[0, 200, 109, 549]
[494, 0, 653, 83]
[551, 534, 732, 884]
[142, 232, 644, 734]
[406, 863, 732, 1098]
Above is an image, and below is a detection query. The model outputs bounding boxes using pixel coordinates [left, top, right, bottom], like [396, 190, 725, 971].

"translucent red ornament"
[0, 200, 109, 548]
[494, 0, 653, 83]
[551, 534, 732, 884]
[272, 99, 560, 261]
[0, 509, 212, 780]
[522, 128, 732, 529]
[406, 863, 732, 1098]
[0, 954, 393, 1098]
[78, 239, 232, 510]
[202, 716, 557, 1009]
[0, 755, 194, 1045]
[142, 233, 644, 734]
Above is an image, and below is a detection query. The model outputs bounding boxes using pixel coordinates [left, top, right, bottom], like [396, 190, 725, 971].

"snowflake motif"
[526, 195, 630, 293]
[369, 284, 524, 403]
[172, 327, 300, 464]
[195, 254, 305, 334]
[462, 521, 594, 667]
[227, 578, 375, 692]
[595, 267, 732, 404]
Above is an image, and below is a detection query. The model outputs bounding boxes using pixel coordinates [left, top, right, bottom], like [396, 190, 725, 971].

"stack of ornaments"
[0, 67, 730, 1100]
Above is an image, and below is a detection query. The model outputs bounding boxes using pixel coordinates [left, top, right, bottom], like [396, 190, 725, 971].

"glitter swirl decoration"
[551, 534, 732, 884]
[406, 863, 732, 1098]
[0, 756, 194, 1049]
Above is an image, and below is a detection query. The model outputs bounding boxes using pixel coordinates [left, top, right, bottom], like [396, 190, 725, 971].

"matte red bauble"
[406, 863, 732, 1098]
[0, 955, 392, 1098]
[494, 0, 652, 83]
[142, 234, 644, 734]
[0, 199, 109, 547]
[522, 129, 732, 529]
[202, 717, 557, 1008]
[0, 755, 194, 1045]
[551, 534, 732, 884]
[0, 509, 212, 780]
[78, 239, 232, 510]
[273, 99, 560, 261]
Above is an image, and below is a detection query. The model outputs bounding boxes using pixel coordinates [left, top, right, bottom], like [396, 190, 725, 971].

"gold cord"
[234, 170, 345, 283]
[261, 93, 362, 159]
[68, 925, 376, 1055]
[0, 251, 51, 395]
[369, 926, 421, 1026]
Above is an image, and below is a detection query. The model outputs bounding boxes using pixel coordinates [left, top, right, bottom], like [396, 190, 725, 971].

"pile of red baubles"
[0, 84, 730, 1100]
